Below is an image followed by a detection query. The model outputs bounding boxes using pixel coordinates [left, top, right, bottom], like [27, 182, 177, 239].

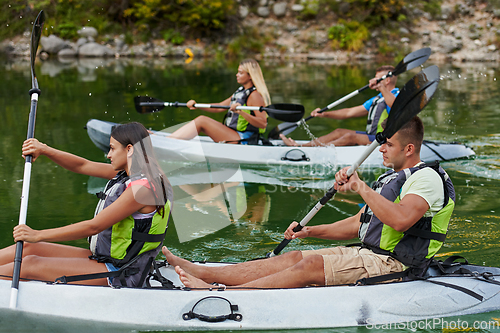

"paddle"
[268, 47, 432, 139]
[10, 10, 45, 309]
[266, 65, 440, 258]
[134, 96, 305, 123]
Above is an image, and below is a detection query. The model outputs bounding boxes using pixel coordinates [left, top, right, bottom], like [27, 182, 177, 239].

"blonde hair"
[240, 59, 271, 105]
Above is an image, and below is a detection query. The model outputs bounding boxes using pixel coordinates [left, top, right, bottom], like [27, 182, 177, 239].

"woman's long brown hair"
[110, 122, 172, 217]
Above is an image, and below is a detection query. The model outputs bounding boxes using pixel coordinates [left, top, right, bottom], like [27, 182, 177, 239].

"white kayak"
[86, 119, 475, 169]
[1, 259, 500, 332]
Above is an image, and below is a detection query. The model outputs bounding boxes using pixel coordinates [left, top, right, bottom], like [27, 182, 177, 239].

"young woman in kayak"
[169, 58, 271, 144]
[0, 122, 172, 287]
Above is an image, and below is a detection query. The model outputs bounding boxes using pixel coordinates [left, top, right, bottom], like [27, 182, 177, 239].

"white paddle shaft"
[268, 140, 382, 257]
[164, 102, 261, 111]
[298, 140, 380, 228]
[325, 72, 393, 111]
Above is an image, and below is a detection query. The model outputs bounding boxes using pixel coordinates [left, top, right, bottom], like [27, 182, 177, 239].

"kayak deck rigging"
[1, 257, 500, 331]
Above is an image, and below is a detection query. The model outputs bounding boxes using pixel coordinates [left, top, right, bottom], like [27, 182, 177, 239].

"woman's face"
[236, 65, 252, 85]
[107, 137, 130, 171]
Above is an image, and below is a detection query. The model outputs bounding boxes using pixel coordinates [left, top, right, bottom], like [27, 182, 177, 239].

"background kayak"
[86, 118, 475, 169]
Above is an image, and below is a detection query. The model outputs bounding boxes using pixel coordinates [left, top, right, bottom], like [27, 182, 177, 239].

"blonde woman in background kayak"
[169, 58, 271, 144]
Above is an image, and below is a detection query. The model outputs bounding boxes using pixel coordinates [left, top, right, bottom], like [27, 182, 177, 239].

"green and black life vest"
[224, 86, 266, 134]
[359, 162, 455, 267]
[365, 95, 389, 135]
[89, 170, 171, 268]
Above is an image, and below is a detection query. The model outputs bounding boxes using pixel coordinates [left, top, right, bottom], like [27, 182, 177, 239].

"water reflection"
[2, 57, 500, 332]
[2, 57, 500, 261]
[172, 182, 244, 243]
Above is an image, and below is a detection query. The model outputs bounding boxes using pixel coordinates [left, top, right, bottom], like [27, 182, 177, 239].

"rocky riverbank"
[1, 0, 500, 63]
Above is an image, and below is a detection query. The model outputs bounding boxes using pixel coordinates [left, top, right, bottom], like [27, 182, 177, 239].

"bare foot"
[162, 246, 211, 281]
[175, 266, 213, 289]
[162, 246, 192, 269]
[279, 134, 299, 147]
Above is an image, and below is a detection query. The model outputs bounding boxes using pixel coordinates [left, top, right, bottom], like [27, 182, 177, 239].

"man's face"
[374, 71, 388, 80]
[379, 132, 407, 171]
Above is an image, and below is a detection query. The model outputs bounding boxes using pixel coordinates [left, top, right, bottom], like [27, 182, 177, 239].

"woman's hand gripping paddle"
[11, 10, 45, 309]
[266, 65, 440, 257]
[268, 47, 432, 139]
[134, 96, 305, 123]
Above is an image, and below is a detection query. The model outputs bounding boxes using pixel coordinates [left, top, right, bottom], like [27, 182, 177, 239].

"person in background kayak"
[169, 58, 271, 144]
[280, 65, 399, 147]
[0, 122, 172, 287]
[163, 116, 455, 289]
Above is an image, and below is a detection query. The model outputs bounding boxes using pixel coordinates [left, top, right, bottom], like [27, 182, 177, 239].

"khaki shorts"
[301, 246, 403, 286]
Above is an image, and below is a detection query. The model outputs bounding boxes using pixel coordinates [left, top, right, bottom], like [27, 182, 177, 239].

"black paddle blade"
[393, 47, 431, 76]
[380, 65, 440, 141]
[30, 10, 45, 90]
[134, 95, 165, 114]
[264, 103, 305, 122]
[268, 122, 299, 140]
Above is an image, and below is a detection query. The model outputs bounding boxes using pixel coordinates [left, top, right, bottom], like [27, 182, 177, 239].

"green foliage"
[423, 0, 442, 18]
[0, 0, 452, 60]
[322, 0, 444, 26]
[297, 0, 320, 20]
[124, 32, 135, 45]
[53, 23, 80, 40]
[125, 0, 235, 34]
[328, 19, 370, 52]
[162, 29, 185, 45]
[320, 0, 444, 55]
[377, 39, 395, 56]
[227, 26, 269, 58]
[1, 0, 235, 45]
[393, 44, 412, 60]
[340, 0, 407, 27]
[0, 1, 34, 40]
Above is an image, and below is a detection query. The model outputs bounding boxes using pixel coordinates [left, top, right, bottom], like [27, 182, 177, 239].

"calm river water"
[1, 55, 500, 332]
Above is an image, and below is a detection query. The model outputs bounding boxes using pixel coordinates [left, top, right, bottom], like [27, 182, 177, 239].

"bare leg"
[163, 246, 303, 285]
[305, 128, 355, 147]
[0, 252, 109, 286]
[168, 120, 199, 140]
[330, 132, 371, 147]
[176, 254, 325, 289]
[169, 116, 241, 143]
[0, 242, 93, 266]
[175, 266, 213, 288]
[281, 128, 356, 147]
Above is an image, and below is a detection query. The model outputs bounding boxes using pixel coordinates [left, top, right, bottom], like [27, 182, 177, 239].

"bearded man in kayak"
[163, 116, 455, 289]
[280, 65, 399, 147]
